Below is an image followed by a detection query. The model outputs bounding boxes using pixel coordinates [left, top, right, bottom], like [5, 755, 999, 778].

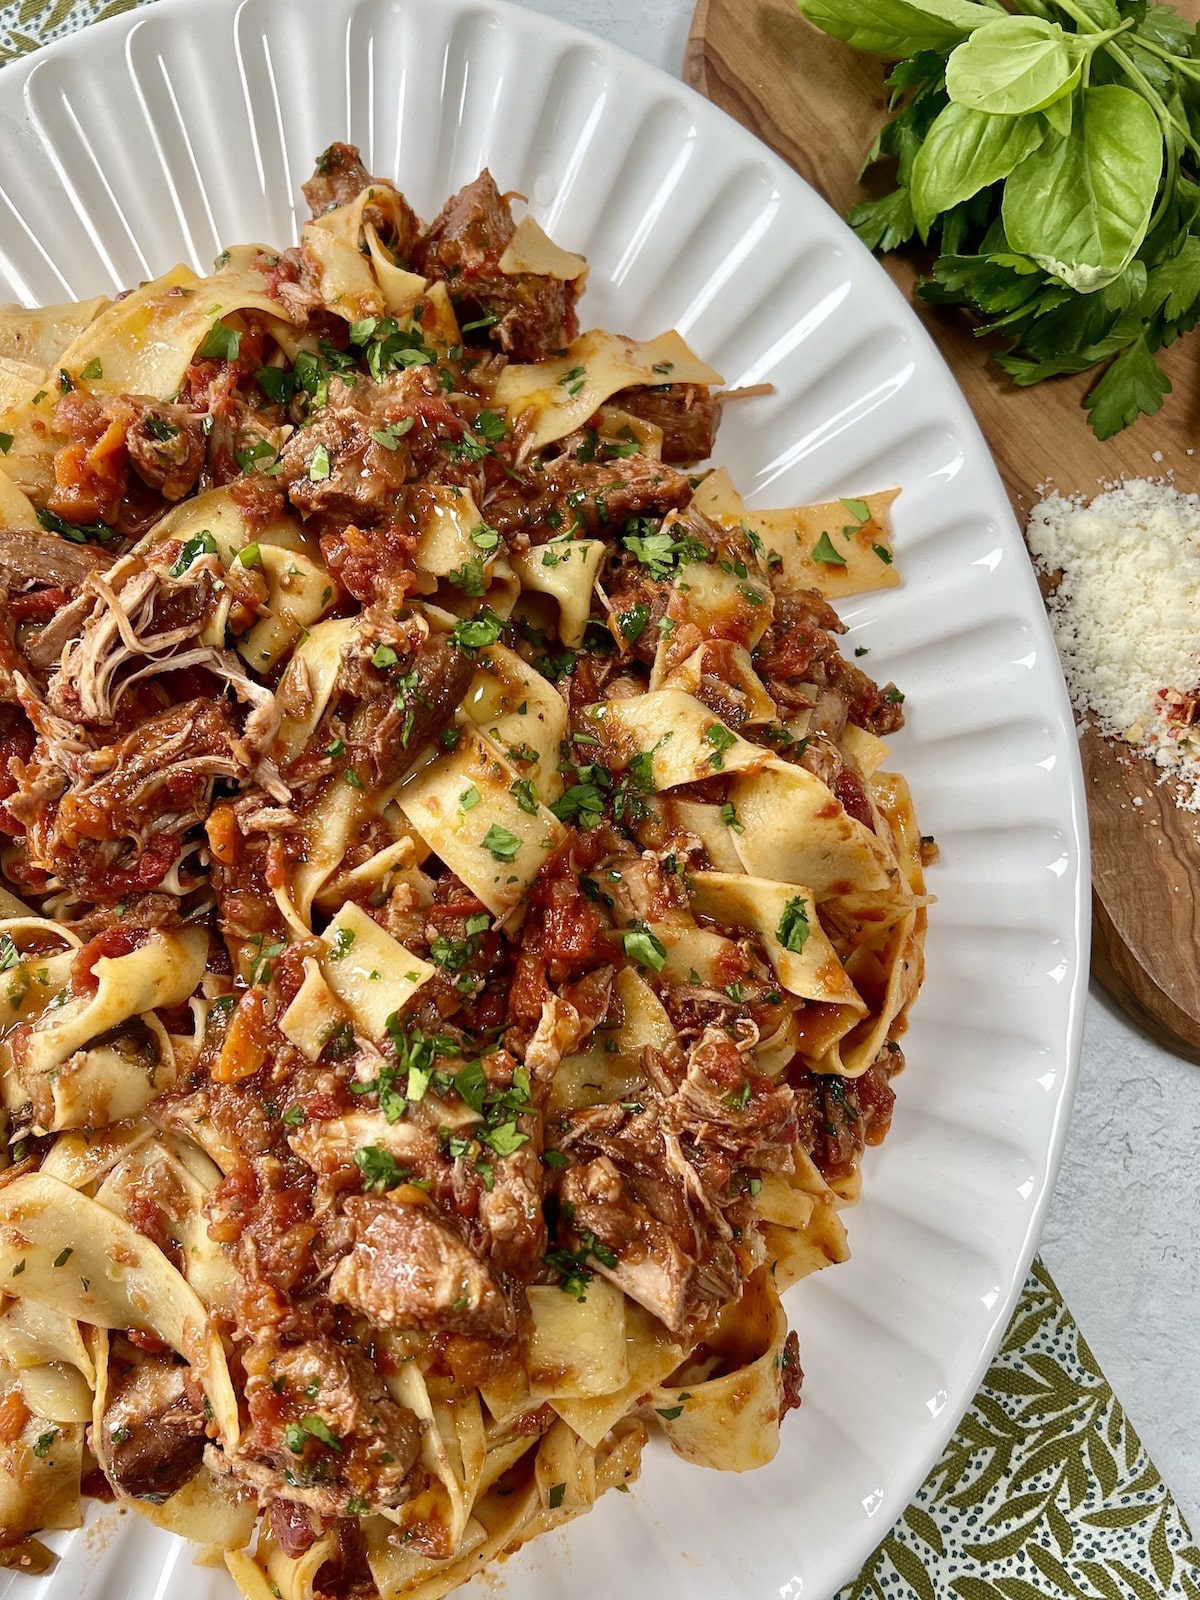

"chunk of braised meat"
[604, 567, 670, 667]
[486, 454, 693, 542]
[477, 1139, 546, 1278]
[779, 1331, 803, 1415]
[47, 392, 129, 527]
[302, 143, 423, 266]
[15, 699, 246, 901]
[558, 1151, 703, 1333]
[791, 1055, 898, 1182]
[0, 705, 35, 837]
[413, 170, 580, 360]
[329, 1195, 515, 1338]
[612, 383, 722, 464]
[98, 1346, 207, 1501]
[755, 590, 905, 736]
[345, 631, 473, 785]
[275, 402, 412, 527]
[124, 399, 206, 502]
[670, 1026, 799, 1186]
[0, 530, 112, 597]
[233, 1331, 422, 1516]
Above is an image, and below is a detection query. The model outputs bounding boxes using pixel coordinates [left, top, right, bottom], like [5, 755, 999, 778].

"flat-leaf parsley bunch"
[798, 0, 1200, 437]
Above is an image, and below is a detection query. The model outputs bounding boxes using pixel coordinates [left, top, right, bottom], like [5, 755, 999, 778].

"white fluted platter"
[0, 1, 1088, 1596]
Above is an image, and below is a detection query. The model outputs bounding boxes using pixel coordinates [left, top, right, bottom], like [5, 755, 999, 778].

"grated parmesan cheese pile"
[1026, 478, 1200, 810]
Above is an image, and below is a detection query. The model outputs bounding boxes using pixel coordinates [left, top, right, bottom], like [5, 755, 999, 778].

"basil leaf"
[1040, 93, 1074, 140]
[1002, 85, 1163, 294]
[797, 0, 996, 59]
[945, 17, 1081, 118]
[912, 104, 1045, 237]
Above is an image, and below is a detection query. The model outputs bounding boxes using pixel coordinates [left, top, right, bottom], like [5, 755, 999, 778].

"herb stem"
[1124, 30, 1200, 87]
[1106, 41, 1200, 164]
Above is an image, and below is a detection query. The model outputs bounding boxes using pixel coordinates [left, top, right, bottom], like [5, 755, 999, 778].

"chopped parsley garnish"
[328, 927, 356, 962]
[354, 1144, 408, 1193]
[198, 322, 242, 362]
[256, 365, 296, 404]
[451, 608, 504, 652]
[777, 895, 810, 955]
[33, 1430, 58, 1459]
[558, 364, 587, 398]
[811, 531, 847, 567]
[370, 417, 415, 450]
[37, 507, 114, 546]
[284, 1416, 342, 1454]
[482, 824, 521, 862]
[617, 603, 650, 645]
[622, 525, 708, 581]
[617, 921, 667, 973]
[0, 433, 11, 454]
[308, 443, 332, 481]
[841, 497, 871, 524]
[704, 723, 736, 770]
[449, 556, 487, 597]
[721, 801, 744, 834]
[168, 530, 218, 574]
[510, 778, 540, 815]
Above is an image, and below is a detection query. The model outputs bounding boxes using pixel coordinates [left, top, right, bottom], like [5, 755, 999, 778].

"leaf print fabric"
[838, 1259, 1200, 1599]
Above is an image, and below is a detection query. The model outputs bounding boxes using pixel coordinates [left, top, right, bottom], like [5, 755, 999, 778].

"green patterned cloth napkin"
[841, 1259, 1200, 1600]
[3, 4, 1200, 1597]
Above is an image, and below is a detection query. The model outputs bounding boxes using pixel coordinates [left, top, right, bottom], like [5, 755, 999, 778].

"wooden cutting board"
[685, 0, 1200, 1061]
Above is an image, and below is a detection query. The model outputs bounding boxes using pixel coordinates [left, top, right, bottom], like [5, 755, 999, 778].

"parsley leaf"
[482, 824, 521, 862]
[777, 895, 810, 955]
[617, 921, 667, 973]
[198, 323, 241, 362]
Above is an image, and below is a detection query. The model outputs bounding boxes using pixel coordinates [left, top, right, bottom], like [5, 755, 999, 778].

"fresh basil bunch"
[798, 0, 1200, 438]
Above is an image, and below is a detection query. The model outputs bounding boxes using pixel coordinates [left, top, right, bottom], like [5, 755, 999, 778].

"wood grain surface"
[685, 0, 1200, 1060]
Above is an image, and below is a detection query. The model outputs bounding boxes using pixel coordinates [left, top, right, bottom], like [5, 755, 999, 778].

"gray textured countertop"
[512, 0, 1200, 1533]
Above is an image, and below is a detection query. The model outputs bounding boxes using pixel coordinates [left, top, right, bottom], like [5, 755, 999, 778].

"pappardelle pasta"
[0, 146, 929, 1595]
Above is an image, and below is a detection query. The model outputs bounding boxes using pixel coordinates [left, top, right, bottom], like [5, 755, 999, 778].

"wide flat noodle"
[691, 468, 899, 600]
[646, 1269, 791, 1471]
[319, 901, 435, 1041]
[688, 872, 866, 1012]
[0, 1173, 239, 1444]
[57, 248, 297, 398]
[0, 296, 108, 368]
[461, 642, 567, 804]
[0, 1355, 84, 1541]
[728, 759, 901, 898]
[303, 186, 422, 322]
[591, 689, 771, 790]
[498, 216, 588, 281]
[11, 929, 206, 1132]
[398, 727, 566, 917]
[510, 538, 606, 648]
[0, 461, 38, 530]
[494, 329, 722, 452]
